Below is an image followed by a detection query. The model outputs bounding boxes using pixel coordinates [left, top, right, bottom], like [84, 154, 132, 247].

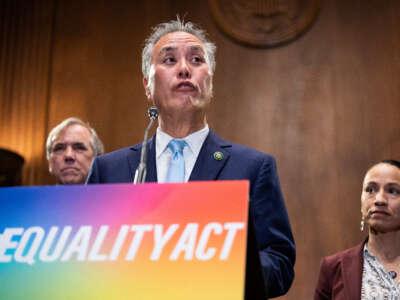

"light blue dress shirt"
[156, 125, 209, 183]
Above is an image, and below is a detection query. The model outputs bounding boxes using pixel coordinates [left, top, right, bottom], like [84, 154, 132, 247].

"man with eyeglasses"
[46, 117, 104, 185]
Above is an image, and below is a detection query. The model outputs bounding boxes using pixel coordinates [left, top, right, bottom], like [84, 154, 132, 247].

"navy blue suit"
[87, 130, 295, 298]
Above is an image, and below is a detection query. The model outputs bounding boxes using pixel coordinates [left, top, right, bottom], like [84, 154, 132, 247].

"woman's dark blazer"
[314, 241, 366, 300]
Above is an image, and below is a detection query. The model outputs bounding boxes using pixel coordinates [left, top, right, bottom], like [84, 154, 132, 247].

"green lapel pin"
[213, 151, 224, 161]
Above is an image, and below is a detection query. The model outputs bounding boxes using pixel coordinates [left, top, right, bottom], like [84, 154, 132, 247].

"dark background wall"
[1, 0, 400, 299]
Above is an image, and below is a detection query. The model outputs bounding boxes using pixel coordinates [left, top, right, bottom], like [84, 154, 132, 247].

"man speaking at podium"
[87, 18, 295, 299]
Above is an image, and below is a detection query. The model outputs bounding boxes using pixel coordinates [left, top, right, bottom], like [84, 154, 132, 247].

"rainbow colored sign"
[0, 181, 249, 300]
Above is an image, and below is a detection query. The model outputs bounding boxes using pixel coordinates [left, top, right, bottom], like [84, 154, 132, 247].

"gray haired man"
[46, 117, 104, 184]
[87, 18, 295, 299]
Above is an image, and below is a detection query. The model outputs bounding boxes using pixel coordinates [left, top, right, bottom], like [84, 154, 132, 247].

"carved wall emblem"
[209, 0, 322, 47]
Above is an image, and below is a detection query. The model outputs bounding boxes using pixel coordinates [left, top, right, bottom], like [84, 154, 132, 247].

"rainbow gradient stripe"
[0, 181, 249, 300]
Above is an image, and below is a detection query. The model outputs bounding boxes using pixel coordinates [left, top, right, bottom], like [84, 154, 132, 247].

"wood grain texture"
[0, 0, 55, 185]
[1, 0, 400, 298]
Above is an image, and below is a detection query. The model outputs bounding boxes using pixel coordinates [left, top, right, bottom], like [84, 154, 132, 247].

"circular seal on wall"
[209, 0, 322, 47]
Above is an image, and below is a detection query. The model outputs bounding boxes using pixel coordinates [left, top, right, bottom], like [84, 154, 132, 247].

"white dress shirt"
[156, 125, 209, 183]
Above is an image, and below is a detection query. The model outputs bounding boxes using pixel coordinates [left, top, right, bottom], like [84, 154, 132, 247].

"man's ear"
[143, 78, 151, 100]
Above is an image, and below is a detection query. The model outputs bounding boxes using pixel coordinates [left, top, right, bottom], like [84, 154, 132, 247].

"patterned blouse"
[362, 245, 400, 299]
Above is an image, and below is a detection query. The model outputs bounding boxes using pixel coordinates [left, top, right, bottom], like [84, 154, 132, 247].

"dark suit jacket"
[87, 130, 296, 298]
[314, 241, 365, 300]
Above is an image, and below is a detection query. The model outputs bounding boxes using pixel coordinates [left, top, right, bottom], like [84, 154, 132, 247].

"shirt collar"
[156, 125, 209, 158]
[363, 243, 376, 261]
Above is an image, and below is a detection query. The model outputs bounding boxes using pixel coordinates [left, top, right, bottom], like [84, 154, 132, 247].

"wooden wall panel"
[1, 0, 400, 299]
[0, 0, 55, 185]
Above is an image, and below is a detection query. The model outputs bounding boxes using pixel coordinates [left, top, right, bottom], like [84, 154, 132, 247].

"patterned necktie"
[165, 139, 187, 182]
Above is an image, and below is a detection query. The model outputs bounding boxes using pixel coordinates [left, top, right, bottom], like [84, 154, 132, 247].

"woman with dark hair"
[314, 160, 400, 299]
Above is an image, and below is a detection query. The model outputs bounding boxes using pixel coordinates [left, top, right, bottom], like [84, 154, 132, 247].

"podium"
[0, 181, 252, 300]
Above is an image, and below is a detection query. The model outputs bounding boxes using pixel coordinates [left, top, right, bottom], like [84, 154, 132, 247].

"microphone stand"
[133, 106, 158, 184]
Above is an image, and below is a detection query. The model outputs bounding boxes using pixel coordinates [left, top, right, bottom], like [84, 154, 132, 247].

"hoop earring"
[360, 217, 365, 232]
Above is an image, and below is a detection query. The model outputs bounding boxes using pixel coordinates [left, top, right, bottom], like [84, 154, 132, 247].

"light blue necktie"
[165, 139, 187, 183]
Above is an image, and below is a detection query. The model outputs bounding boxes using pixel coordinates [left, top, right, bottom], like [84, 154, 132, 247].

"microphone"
[133, 106, 158, 184]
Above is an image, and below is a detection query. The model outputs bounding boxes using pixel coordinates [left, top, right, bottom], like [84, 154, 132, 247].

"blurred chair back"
[0, 148, 24, 186]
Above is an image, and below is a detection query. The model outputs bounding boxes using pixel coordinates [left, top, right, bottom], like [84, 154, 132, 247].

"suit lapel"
[128, 135, 157, 183]
[341, 241, 365, 300]
[189, 130, 231, 181]
[129, 131, 230, 182]
[145, 135, 157, 182]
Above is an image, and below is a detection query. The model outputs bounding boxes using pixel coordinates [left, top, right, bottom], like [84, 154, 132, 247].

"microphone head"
[148, 106, 158, 120]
